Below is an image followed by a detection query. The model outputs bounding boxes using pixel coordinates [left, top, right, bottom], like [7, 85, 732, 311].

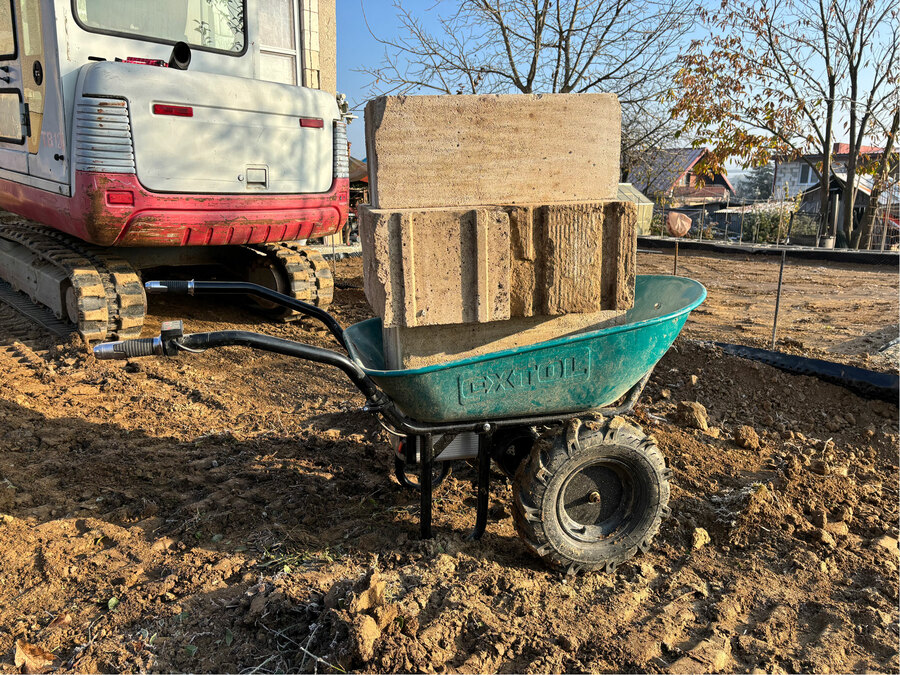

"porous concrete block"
[364, 93, 621, 209]
[509, 201, 637, 314]
[359, 204, 511, 328]
[361, 200, 637, 328]
[383, 311, 627, 370]
[601, 201, 637, 309]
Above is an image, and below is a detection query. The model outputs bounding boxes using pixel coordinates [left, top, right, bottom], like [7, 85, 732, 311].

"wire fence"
[649, 200, 899, 250]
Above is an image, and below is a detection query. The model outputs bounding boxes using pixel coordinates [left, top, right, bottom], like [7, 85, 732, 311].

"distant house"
[798, 171, 900, 237]
[773, 143, 885, 198]
[627, 147, 736, 207]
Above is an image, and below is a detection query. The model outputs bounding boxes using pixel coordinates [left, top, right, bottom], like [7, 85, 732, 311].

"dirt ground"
[0, 251, 897, 674]
[638, 249, 900, 372]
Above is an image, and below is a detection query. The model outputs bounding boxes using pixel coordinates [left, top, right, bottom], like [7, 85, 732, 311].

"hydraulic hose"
[145, 280, 347, 349]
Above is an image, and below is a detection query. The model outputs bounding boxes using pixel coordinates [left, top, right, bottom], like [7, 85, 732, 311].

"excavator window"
[0, 1, 14, 59]
[73, 0, 246, 55]
[16, 0, 42, 153]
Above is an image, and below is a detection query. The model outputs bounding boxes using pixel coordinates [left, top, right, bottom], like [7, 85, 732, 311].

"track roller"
[243, 242, 334, 318]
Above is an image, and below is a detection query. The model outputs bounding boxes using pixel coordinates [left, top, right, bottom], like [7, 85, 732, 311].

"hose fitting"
[93, 337, 163, 360]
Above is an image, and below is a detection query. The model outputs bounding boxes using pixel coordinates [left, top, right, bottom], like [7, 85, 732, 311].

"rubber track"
[714, 342, 900, 403]
[247, 242, 334, 311]
[0, 280, 73, 338]
[0, 223, 109, 342]
[9, 221, 145, 339]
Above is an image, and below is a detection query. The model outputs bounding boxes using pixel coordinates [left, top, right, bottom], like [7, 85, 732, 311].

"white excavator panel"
[76, 61, 338, 194]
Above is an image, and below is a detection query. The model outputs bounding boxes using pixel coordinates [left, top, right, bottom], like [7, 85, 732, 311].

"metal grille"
[74, 97, 136, 174]
[333, 120, 349, 178]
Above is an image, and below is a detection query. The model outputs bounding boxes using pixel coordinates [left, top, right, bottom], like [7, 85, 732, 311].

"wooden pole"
[673, 241, 679, 276]
[880, 188, 893, 251]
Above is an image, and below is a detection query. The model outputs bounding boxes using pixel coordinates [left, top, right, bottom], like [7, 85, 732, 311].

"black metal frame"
[99, 280, 652, 541]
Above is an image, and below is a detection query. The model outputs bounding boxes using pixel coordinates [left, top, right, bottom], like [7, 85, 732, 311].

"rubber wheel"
[393, 456, 451, 490]
[511, 418, 670, 574]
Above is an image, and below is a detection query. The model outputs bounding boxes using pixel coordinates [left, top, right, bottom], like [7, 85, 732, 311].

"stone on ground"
[734, 425, 761, 450]
[676, 401, 709, 431]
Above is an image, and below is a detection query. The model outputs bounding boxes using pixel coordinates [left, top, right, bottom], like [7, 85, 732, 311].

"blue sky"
[336, 1, 423, 157]
[333, 1, 886, 174]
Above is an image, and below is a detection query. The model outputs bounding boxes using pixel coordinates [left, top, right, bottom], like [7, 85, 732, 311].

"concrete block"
[601, 201, 637, 310]
[364, 93, 621, 209]
[361, 200, 636, 328]
[383, 311, 627, 370]
[359, 204, 511, 328]
[509, 201, 637, 314]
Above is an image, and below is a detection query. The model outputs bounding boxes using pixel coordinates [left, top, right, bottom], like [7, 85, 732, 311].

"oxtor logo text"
[458, 351, 591, 403]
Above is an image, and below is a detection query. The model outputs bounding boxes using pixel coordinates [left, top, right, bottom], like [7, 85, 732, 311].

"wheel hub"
[558, 459, 634, 542]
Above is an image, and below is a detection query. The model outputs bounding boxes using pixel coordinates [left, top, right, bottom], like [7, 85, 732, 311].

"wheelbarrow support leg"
[419, 434, 434, 539]
[468, 433, 492, 540]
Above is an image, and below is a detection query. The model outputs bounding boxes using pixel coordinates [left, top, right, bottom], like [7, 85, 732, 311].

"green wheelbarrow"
[95, 275, 706, 574]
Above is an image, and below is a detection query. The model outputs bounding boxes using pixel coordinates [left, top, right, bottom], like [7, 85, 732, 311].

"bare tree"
[854, 109, 899, 249]
[670, 0, 843, 230]
[619, 103, 685, 184]
[671, 0, 899, 245]
[833, 0, 899, 247]
[361, 0, 695, 179]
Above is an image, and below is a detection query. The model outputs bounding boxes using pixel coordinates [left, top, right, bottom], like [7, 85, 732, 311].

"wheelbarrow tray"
[344, 275, 706, 424]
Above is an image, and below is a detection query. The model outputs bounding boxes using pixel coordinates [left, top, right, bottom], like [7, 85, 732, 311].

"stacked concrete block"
[361, 201, 635, 325]
[359, 205, 511, 328]
[360, 93, 636, 370]
[364, 93, 621, 209]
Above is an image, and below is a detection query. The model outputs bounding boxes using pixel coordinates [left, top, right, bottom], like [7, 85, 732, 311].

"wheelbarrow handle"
[184, 330, 378, 393]
[95, 326, 386, 404]
[145, 280, 347, 349]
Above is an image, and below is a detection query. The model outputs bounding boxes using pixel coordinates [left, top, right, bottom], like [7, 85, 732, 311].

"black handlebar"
[145, 280, 347, 349]
[94, 328, 385, 404]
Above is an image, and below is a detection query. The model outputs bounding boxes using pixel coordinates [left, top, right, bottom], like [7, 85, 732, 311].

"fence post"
[772, 250, 786, 349]
[739, 207, 746, 243]
[776, 200, 785, 244]
[881, 189, 894, 251]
